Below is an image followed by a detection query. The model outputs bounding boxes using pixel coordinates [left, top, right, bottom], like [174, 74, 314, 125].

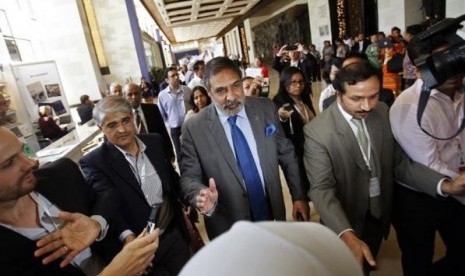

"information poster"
[12, 61, 72, 124]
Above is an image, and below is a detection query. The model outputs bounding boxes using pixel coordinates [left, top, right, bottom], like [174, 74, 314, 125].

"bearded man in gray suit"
[180, 57, 310, 240]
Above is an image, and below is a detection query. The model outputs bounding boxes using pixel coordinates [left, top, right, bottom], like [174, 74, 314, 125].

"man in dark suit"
[273, 43, 313, 85]
[180, 57, 310, 240]
[303, 61, 461, 273]
[76, 94, 94, 124]
[123, 82, 175, 162]
[351, 33, 370, 54]
[79, 96, 190, 275]
[0, 127, 160, 276]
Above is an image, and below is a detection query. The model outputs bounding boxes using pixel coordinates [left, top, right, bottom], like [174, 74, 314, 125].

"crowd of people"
[2, 15, 465, 276]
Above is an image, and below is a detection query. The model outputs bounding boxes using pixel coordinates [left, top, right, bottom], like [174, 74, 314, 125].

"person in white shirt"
[389, 32, 465, 276]
[188, 60, 206, 90]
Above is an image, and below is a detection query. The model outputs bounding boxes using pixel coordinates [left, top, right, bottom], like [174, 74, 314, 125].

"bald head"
[123, 83, 141, 109]
[0, 127, 39, 202]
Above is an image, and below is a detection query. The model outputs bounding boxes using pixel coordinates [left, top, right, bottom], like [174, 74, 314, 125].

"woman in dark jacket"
[273, 66, 315, 194]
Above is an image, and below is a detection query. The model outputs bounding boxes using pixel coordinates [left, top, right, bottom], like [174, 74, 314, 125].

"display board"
[12, 61, 73, 125]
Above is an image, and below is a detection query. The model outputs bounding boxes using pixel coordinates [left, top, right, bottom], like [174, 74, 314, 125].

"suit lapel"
[106, 142, 147, 200]
[206, 105, 246, 190]
[331, 104, 368, 171]
[245, 100, 267, 176]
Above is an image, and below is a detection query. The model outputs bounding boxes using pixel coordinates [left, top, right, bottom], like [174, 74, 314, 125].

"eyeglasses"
[290, 80, 305, 86]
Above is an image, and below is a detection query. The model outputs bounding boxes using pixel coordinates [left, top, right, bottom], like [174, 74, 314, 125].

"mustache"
[223, 100, 242, 109]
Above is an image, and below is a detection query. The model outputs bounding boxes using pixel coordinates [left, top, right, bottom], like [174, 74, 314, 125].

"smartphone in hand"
[146, 204, 160, 234]
[283, 103, 293, 111]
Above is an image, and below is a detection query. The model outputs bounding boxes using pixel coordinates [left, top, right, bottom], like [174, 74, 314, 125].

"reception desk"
[36, 121, 102, 165]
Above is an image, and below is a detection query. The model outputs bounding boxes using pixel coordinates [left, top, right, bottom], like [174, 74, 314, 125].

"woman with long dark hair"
[184, 86, 211, 122]
[273, 67, 316, 193]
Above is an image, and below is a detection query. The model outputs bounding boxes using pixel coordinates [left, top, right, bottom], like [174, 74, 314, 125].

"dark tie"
[351, 118, 381, 219]
[135, 110, 147, 134]
[228, 115, 270, 221]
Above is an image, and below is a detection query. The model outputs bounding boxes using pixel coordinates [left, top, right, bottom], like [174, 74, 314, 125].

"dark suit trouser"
[392, 184, 465, 276]
[152, 224, 190, 276]
[361, 213, 383, 275]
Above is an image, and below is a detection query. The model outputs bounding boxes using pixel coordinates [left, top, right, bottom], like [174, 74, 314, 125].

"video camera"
[413, 14, 465, 140]
[413, 14, 465, 89]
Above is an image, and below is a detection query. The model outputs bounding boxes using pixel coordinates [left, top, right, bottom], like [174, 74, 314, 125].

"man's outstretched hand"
[35, 211, 100, 267]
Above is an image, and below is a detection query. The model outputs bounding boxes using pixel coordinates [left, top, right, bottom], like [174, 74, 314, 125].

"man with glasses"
[180, 57, 310, 240]
[158, 67, 192, 160]
[79, 96, 190, 275]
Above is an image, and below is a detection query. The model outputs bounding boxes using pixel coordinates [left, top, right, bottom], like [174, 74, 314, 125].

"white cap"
[179, 221, 362, 276]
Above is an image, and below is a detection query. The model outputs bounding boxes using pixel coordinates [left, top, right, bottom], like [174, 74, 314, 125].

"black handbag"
[387, 53, 403, 73]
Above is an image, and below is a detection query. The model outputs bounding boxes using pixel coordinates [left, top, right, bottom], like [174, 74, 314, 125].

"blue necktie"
[228, 115, 270, 221]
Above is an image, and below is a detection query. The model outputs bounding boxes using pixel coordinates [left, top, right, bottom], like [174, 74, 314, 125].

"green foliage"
[150, 67, 165, 84]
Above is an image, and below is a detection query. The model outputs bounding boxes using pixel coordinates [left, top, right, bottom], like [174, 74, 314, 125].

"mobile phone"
[146, 204, 160, 234]
[286, 45, 298, 51]
[283, 103, 293, 111]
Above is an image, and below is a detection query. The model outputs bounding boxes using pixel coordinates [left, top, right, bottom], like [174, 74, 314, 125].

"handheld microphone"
[146, 204, 160, 234]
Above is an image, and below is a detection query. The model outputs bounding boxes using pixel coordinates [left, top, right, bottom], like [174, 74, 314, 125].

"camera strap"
[417, 82, 465, 140]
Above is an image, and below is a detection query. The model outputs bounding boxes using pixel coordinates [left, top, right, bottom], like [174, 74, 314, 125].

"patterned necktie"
[228, 115, 270, 221]
[351, 118, 381, 219]
[135, 110, 147, 134]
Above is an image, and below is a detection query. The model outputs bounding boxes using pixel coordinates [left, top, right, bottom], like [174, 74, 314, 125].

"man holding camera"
[389, 23, 465, 275]
[273, 43, 314, 86]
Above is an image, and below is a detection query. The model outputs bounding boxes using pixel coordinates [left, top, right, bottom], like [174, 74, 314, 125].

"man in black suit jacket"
[80, 96, 190, 275]
[76, 94, 94, 124]
[123, 82, 175, 162]
[351, 33, 370, 54]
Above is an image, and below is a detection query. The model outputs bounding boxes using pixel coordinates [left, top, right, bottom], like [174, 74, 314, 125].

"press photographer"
[389, 14, 465, 276]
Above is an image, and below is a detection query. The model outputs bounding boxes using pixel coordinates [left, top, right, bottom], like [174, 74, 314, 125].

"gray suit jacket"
[304, 102, 445, 237]
[180, 97, 306, 239]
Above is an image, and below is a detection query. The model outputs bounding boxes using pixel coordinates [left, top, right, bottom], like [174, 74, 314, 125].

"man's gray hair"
[109, 82, 122, 95]
[93, 96, 132, 126]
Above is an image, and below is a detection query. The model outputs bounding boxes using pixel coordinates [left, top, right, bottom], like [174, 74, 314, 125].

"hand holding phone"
[283, 103, 293, 111]
[146, 204, 160, 234]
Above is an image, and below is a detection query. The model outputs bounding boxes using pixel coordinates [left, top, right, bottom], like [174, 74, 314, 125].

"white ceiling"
[153, 0, 261, 42]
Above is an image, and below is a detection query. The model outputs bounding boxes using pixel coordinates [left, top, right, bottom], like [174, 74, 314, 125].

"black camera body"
[286, 45, 298, 51]
[413, 14, 465, 89]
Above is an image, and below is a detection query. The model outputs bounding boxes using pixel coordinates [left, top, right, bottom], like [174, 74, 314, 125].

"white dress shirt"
[318, 84, 336, 112]
[188, 74, 204, 90]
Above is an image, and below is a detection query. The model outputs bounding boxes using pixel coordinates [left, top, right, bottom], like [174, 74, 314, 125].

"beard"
[0, 168, 37, 202]
[214, 97, 245, 116]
